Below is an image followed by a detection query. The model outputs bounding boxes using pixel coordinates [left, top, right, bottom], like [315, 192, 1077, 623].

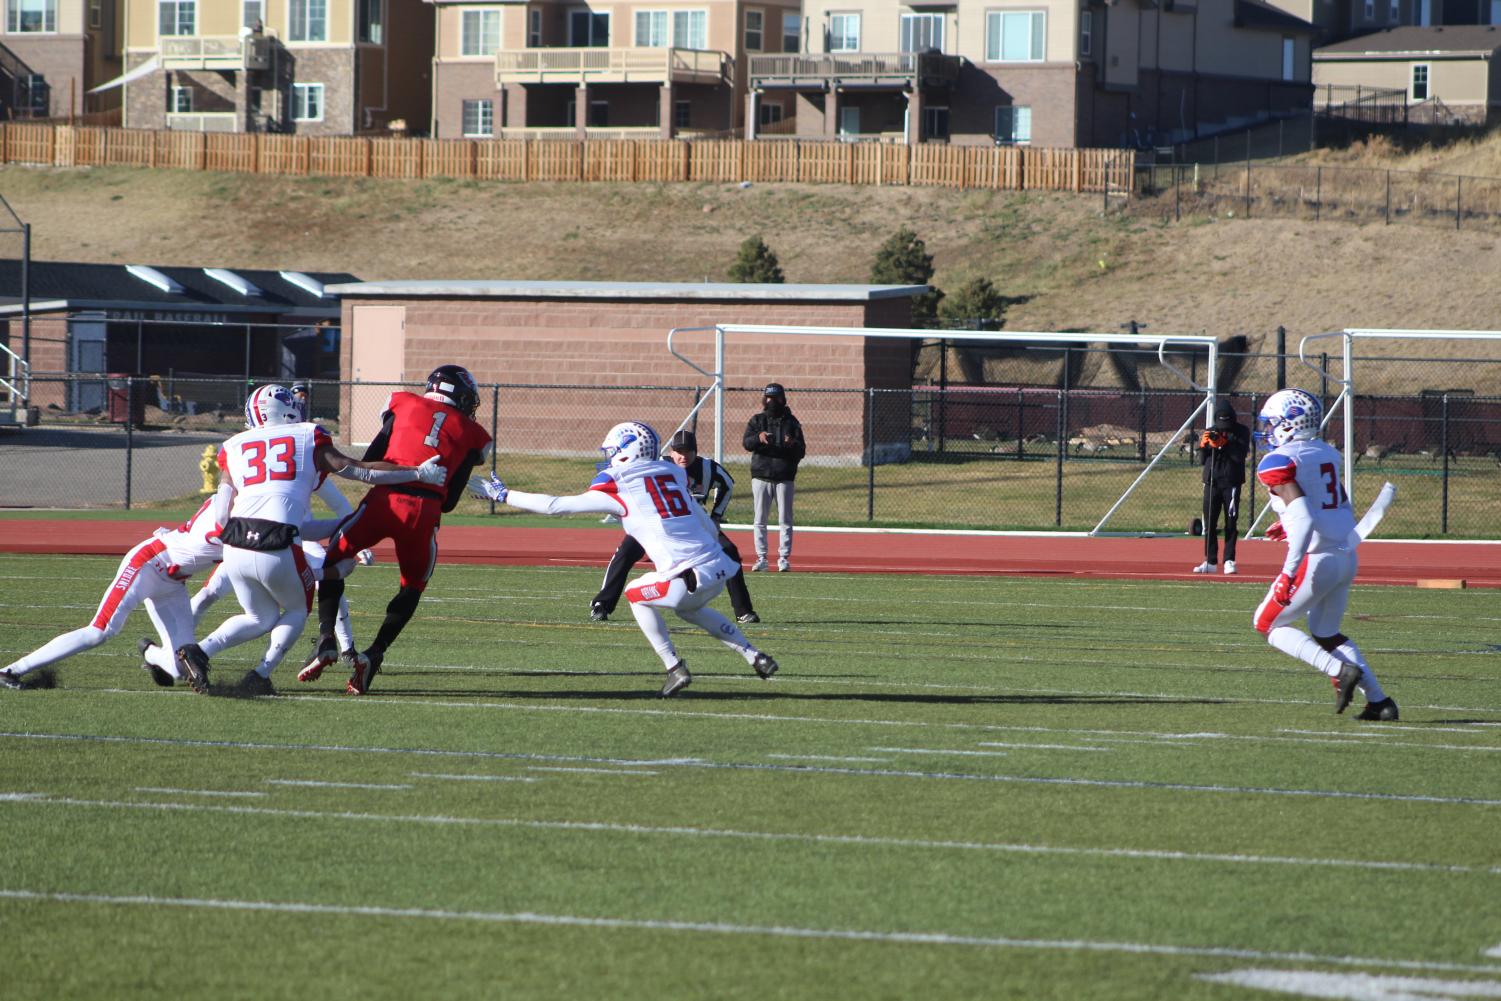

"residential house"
[749, 0, 1317, 146]
[1266, 0, 1501, 45]
[1314, 24, 1501, 122]
[429, 0, 799, 139]
[0, 0, 122, 117]
[119, 0, 433, 133]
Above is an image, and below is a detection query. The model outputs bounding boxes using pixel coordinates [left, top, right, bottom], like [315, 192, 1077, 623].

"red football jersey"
[378, 391, 492, 496]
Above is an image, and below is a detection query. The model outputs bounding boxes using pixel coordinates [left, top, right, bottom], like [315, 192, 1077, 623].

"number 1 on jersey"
[424, 411, 448, 448]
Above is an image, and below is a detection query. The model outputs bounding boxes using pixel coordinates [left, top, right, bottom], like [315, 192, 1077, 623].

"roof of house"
[0, 260, 357, 316]
[326, 279, 930, 301]
[1234, 0, 1317, 34]
[1315, 25, 1501, 57]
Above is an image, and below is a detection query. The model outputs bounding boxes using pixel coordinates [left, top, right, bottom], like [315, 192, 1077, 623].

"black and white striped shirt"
[684, 456, 734, 521]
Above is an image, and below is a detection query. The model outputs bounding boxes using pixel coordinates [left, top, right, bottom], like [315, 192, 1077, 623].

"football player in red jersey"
[301, 364, 492, 694]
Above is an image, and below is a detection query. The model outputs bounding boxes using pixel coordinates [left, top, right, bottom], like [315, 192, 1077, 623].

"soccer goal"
[665, 323, 1221, 535]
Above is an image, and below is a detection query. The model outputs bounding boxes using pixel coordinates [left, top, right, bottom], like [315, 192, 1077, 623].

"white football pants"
[625, 555, 759, 670]
[198, 544, 314, 679]
[1254, 548, 1386, 701]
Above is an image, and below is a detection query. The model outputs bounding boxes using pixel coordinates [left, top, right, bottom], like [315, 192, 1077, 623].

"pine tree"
[937, 277, 1007, 330]
[870, 227, 942, 326]
[728, 235, 785, 283]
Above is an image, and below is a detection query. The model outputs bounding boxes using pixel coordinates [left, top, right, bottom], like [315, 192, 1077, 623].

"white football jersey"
[1257, 438, 1357, 552]
[156, 495, 224, 577]
[216, 422, 331, 527]
[590, 460, 724, 574]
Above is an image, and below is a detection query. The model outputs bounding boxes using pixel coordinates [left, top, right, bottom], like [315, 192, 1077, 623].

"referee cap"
[668, 429, 697, 452]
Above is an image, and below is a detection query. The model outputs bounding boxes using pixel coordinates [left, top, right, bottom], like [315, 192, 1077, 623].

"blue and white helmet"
[600, 421, 660, 468]
[1257, 388, 1321, 447]
[244, 384, 303, 429]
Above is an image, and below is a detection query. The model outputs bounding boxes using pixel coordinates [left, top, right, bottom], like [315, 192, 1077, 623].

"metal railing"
[0, 339, 28, 424]
[495, 46, 728, 84]
[748, 51, 961, 85]
[158, 34, 272, 71]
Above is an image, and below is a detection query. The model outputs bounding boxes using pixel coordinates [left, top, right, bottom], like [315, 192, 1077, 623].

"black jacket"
[743, 409, 807, 482]
[1199, 422, 1251, 487]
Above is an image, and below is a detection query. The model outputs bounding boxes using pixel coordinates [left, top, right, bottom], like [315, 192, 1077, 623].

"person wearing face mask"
[741, 383, 806, 572]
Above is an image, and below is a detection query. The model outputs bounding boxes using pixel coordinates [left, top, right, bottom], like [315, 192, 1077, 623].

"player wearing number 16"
[302, 365, 492, 695]
[1251, 388, 1397, 721]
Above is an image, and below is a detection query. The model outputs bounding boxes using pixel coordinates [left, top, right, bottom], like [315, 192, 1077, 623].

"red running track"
[0, 520, 1496, 588]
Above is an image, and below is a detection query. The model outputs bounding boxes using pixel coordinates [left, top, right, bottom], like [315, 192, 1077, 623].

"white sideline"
[716, 524, 1501, 546]
[2, 888, 1500, 975]
[6, 793, 1496, 876]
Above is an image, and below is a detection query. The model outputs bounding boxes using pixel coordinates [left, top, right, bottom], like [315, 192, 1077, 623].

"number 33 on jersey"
[217, 423, 332, 525]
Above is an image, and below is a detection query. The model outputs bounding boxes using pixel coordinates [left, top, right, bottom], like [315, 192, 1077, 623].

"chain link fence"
[2, 363, 1499, 537]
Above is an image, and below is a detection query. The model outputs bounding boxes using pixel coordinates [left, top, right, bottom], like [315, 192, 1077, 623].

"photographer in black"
[742, 383, 806, 572]
[1194, 399, 1251, 575]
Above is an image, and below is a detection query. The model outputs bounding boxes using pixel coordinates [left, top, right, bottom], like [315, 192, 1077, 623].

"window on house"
[589, 99, 608, 126]
[1079, 9, 1091, 55]
[995, 104, 1031, 143]
[156, 0, 194, 36]
[10, 0, 56, 31]
[568, 8, 609, 45]
[745, 9, 763, 50]
[358, 0, 382, 43]
[1363, 0, 1374, 17]
[783, 13, 799, 52]
[1411, 62, 1428, 100]
[986, 10, 1044, 62]
[900, 12, 943, 52]
[242, 0, 262, 29]
[89, 0, 102, 29]
[828, 12, 859, 51]
[461, 9, 500, 55]
[528, 8, 541, 44]
[635, 10, 668, 45]
[673, 9, 706, 48]
[289, 0, 326, 41]
[674, 99, 691, 128]
[1282, 36, 1294, 80]
[759, 100, 783, 125]
[171, 85, 192, 113]
[1388, 0, 1398, 19]
[462, 98, 494, 136]
[838, 105, 860, 135]
[1491, 0, 1500, 24]
[292, 81, 324, 121]
[923, 105, 949, 139]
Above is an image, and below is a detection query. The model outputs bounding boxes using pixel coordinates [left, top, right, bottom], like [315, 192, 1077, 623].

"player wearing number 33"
[474, 421, 778, 697]
[1252, 389, 1397, 721]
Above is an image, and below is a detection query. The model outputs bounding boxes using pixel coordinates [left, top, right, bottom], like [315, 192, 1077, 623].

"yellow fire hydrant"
[199, 444, 219, 494]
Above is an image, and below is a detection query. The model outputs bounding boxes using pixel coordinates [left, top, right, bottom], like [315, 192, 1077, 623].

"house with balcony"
[119, 0, 433, 133]
[0, 0, 122, 117]
[749, 0, 1316, 146]
[429, 0, 799, 139]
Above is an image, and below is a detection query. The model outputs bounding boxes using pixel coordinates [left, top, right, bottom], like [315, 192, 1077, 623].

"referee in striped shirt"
[590, 429, 759, 624]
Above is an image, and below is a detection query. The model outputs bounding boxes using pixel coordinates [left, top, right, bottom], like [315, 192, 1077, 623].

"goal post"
[666, 323, 1220, 535]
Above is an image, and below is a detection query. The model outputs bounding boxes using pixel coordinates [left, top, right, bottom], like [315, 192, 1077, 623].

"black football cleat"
[237, 670, 276, 697]
[751, 652, 779, 680]
[0, 670, 24, 690]
[736, 612, 760, 624]
[175, 644, 211, 694]
[589, 604, 609, 623]
[138, 637, 174, 687]
[1334, 663, 1363, 715]
[298, 634, 338, 683]
[346, 648, 383, 695]
[1356, 698, 1399, 721]
[660, 662, 692, 697]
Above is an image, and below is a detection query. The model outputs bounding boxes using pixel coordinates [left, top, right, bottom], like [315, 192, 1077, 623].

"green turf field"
[1, 554, 1499, 1000]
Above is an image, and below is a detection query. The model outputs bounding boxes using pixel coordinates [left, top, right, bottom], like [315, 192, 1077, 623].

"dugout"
[328, 280, 927, 460]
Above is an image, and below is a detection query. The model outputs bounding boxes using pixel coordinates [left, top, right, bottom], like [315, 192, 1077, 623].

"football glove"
[1264, 521, 1287, 542]
[1272, 572, 1294, 606]
[415, 456, 448, 485]
[356, 549, 376, 567]
[469, 472, 508, 503]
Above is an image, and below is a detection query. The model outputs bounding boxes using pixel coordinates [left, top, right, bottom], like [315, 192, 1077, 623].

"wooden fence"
[0, 123, 1134, 194]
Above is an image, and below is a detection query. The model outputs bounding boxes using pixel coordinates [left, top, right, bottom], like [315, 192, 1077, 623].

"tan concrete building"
[0, 0, 122, 117]
[119, 0, 433, 133]
[747, 0, 1317, 146]
[429, 0, 798, 139]
[1314, 26, 1501, 122]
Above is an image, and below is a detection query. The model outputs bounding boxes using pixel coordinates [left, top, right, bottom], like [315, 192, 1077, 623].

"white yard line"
[265, 780, 414, 791]
[524, 767, 658, 776]
[133, 787, 266, 798]
[410, 772, 541, 783]
[767, 754, 893, 763]
[1, 888, 1499, 975]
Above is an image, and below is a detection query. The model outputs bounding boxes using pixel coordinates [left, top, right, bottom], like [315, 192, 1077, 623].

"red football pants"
[327, 487, 442, 591]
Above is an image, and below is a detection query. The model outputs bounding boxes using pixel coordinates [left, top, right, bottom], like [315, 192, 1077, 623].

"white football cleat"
[1192, 562, 1218, 574]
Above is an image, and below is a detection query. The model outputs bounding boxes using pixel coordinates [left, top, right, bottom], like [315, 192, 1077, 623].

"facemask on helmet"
[1256, 388, 1322, 447]
[244, 384, 303, 429]
[599, 422, 660, 470]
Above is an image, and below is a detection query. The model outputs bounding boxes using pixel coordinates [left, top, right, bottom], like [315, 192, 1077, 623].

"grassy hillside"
[4, 131, 1501, 361]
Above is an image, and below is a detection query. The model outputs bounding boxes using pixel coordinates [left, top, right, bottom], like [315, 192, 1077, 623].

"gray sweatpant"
[751, 478, 794, 561]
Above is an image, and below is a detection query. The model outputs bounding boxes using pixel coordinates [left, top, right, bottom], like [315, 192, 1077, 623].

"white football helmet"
[599, 421, 660, 468]
[244, 384, 303, 428]
[1257, 388, 1321, 447]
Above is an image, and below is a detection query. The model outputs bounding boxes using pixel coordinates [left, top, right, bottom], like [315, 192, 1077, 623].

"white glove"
[356, 549, 376, 567]
[478, 473, 508, 503]
[415, 456, 448, 485]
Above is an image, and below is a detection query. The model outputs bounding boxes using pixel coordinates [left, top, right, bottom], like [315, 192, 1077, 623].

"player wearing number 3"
[1252, 389, 1397, 721]
[474, 421, 778, 697]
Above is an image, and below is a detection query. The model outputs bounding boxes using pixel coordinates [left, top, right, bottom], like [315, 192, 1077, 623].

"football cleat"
[138, 637, 174, 687]
[237, 671, 276, 697]
[751, 652, 779, 680]
[0, 669, 24, 690]
[590, 604, 609, 623]
[347, 648, 383, 695]
[1356, 698, 1400, 722]
[1334, 663, 1363, 714]
[736, 612, 760, 624]
[298, 635, 338, 683]
[660, 661, 692, 697]
[175, 643, 211, 694]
